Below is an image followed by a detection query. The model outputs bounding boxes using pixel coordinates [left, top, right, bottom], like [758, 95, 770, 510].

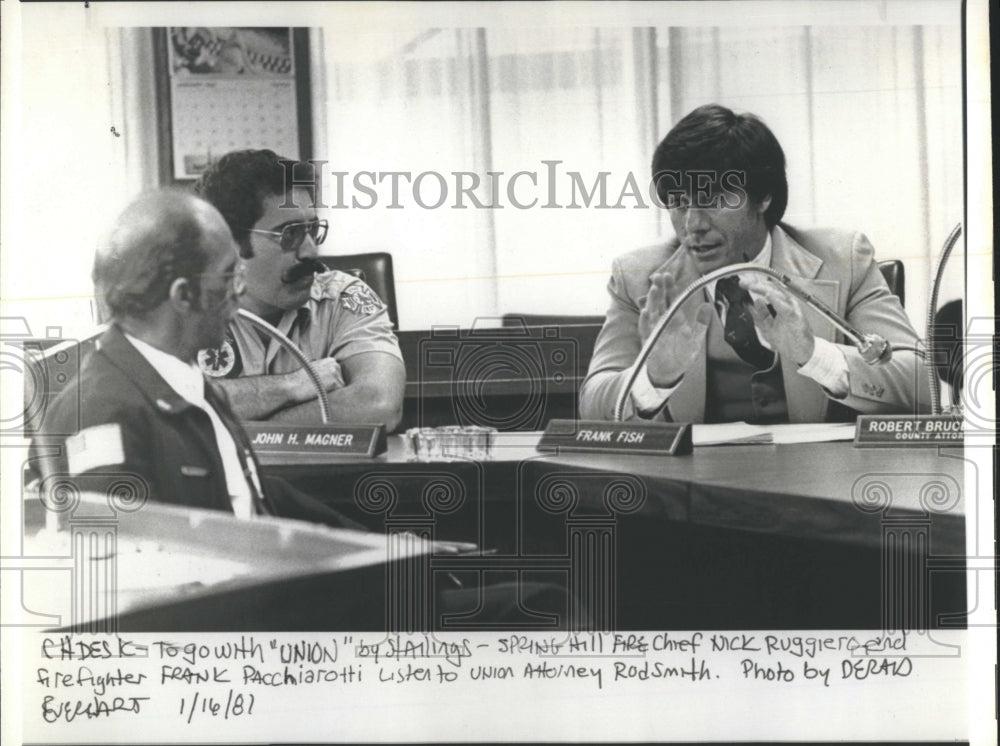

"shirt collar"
[270, 303, 312, 338]
[123, 332, 206, 405]
[703, 230, 773, 302]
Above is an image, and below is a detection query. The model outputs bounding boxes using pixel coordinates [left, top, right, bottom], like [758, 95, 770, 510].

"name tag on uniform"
[537, 419, 693, 456]
[244, 423, 387, 458]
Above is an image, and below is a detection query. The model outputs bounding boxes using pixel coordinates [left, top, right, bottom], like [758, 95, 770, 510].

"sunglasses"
[244, 219, 329, 253]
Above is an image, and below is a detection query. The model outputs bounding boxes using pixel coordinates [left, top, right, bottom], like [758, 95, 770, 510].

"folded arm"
[212, 357, 345, 421]
[265, 351, 405, 430]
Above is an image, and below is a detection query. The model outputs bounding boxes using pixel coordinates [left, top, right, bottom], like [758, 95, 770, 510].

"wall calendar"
[155, 27, 312, 182]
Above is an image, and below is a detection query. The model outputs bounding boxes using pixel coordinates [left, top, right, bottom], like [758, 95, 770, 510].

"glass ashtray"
[402, 425, 497, 462]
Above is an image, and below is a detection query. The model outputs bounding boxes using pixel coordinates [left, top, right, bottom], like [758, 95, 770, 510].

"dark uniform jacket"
[29, 326, 574, 629]
[30, 324, 361, 529]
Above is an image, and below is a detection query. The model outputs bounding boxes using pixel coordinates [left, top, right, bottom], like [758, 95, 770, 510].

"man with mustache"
[193, 150, 405, 428]
[580, 104, 929, 423]
[31, 190, 577, 630]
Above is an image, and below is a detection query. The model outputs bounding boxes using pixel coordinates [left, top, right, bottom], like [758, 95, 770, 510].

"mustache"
[281, 258, 327, 285]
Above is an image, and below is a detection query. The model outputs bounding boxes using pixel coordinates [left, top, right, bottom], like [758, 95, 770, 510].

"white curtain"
[319, 29, 499, 329]
[486, 28, 659, 322]
[315, 22, 963, 332]
[2, 11, 141, 338]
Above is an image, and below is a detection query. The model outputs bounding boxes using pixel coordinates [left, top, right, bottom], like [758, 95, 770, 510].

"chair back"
[317, 253, 399, 328]
[877, 260, 905, 306]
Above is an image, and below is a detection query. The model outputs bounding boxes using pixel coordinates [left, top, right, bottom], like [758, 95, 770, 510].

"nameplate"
[244, 423, 387, 458]
[537, 419, 693, 456]
[854, 415, 963, 447]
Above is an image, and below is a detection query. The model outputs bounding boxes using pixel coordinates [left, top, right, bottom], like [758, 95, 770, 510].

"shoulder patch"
[66, 423, 125, 476]
[198, 335, 242, 378]
[311, 269, 360, 301]
[340, 283, 386, 316]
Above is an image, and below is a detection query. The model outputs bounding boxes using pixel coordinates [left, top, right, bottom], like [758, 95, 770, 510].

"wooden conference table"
[262, 432, 968, 631]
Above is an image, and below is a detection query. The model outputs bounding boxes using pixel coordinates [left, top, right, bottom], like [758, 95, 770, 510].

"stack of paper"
[693, 422, 856, 446]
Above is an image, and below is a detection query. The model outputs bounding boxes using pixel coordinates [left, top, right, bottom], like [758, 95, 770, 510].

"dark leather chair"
[877, 260, 905, 306]
[930, 299, 963, 406]
[317, 253, 399, 329]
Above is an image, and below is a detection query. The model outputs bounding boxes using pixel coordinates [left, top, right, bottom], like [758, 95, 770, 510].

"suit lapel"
[770, 225, 838, 423]
[97, 326, 234, 512]
[204, 383, 274, 517]
[770, 225, 840, 336]
[97, 326, 193, 413]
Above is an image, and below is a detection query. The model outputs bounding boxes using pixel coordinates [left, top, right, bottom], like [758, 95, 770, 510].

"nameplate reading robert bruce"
[853, 415, 963, 447]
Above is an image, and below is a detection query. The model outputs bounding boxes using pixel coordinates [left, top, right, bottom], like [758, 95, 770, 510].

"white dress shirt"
[124, 333, 254, 519]
[630, 232, 850, 416]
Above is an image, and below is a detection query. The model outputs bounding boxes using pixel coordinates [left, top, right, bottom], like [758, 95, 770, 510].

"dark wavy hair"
[192, 149, 317, 254]
[651, 104, 788, 227]
[94, 191, 212, 320]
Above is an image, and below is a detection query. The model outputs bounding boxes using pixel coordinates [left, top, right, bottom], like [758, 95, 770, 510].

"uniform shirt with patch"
[201, 270, 402, 378]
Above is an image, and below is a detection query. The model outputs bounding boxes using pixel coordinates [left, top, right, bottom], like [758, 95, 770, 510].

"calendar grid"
[165, 27, 301, 179]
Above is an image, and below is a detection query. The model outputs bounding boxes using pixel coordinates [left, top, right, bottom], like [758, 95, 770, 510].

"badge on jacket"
[197, 333, 243, 378]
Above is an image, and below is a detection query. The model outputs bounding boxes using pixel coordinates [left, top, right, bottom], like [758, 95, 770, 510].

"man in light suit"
[580, 104, 930, 423]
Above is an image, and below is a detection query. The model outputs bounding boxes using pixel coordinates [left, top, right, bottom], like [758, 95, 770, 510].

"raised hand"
[739, 275, 815, 365]
[639, 272, 713, 387]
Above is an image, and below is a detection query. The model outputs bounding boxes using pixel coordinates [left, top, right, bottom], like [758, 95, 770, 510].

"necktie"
[715, 276, 776, 370]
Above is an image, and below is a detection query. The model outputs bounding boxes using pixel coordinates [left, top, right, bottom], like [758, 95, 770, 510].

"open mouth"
[688, 243, 721, 257]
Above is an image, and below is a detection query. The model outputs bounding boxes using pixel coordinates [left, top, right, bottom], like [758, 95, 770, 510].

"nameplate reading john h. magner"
[244, 423, 387, 458]
[537, 419, 693, 456]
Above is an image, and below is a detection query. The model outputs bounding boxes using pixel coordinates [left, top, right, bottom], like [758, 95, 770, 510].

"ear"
[166, 277, 196, 312]
[757, 195, 772, 216]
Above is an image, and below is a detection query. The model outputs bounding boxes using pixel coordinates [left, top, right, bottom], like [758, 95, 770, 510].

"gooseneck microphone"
[235, 308, 331, 423]
[612, 263, 902, 422]
[925, 223, 963, 415]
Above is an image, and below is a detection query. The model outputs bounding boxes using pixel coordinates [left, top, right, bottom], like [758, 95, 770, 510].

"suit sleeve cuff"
[629, 363, 678, 418]
[796, 337, 850, 398]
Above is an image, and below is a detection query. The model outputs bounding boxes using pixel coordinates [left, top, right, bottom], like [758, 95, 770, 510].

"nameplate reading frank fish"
[537, 420, 693, 456]
[244, 423, 387, 458]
